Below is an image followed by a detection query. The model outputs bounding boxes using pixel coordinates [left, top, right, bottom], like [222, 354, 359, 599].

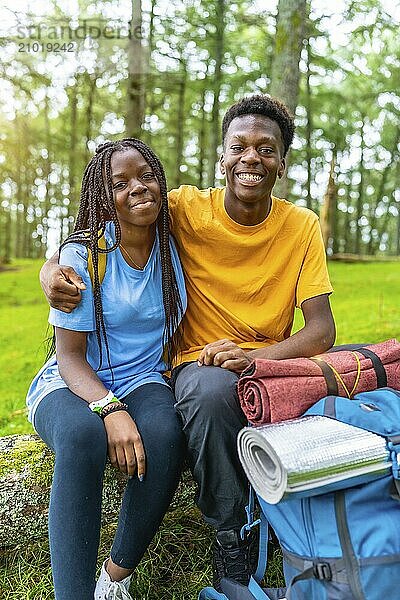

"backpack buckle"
[388, 438, 400, 480]
[240, 489, 261, 540]
[313, 562, 332, 581]
[240, 514, 261, 540]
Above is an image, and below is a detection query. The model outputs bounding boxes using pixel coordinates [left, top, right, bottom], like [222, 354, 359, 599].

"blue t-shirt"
[26, 223, 186, 427]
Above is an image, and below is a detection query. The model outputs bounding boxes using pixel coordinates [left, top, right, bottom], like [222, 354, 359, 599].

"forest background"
[0, 0, 399, 261]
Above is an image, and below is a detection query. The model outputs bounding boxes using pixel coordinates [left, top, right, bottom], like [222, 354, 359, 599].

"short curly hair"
[222, 95, 295, 156]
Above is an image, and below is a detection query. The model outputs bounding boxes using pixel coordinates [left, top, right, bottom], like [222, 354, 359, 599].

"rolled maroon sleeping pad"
[237, 339, 400, 425]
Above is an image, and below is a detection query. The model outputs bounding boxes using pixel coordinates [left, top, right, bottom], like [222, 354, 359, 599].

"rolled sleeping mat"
[237, 415, 390, 504]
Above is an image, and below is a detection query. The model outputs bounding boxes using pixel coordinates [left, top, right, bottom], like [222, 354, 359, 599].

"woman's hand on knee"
[104, 412, 146, 480]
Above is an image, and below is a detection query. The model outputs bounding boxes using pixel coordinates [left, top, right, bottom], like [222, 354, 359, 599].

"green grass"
[329, 261, 400, 342]
[1, 259, 399, 436]
[1, 259, 399, 437]
[0, 260, 49, 437]
[293, 260, 400, 343]
[0, 497, 214, 600]
[0, 470, 216, 599]
[0, 258, 399, 598]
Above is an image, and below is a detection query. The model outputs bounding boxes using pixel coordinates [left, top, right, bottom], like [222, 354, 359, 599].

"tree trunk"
[320, 151, 337, 251]
[173, 66, 187, 189]
[305, 35, 313, 211]
[23, 207, 33, 258]
[375, 193, 397, 255]
[0, 434, 197, 549]
[343, 181, 353, 254]
[14, 116, 26, 258]
[148, 0, 156, 57]
[67, 83, 78, 235]
[368, 125, 400, 255]
[126, 0, 145, 138]
[0, 435, 131, 548]
[41, 94, 52, 257]
[269, 0, 308, 199]
[354, 117, 366, 255]
[15, 206, 24, 258]
[397, 202, 400, 256]
[144, 0, 157, 135]
[269, 0, 307, 114]
[396, 162, 400, 256]
[85, 74, 98, 162]
[197, 86, 207, 189]
[206, 0, 225, 187]
[2, 205, 12, 263]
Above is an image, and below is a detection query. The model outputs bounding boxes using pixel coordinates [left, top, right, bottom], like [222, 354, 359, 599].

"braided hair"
[48, 138, 183, 371]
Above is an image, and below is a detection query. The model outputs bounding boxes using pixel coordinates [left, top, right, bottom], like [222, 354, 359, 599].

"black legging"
[34, 383, 185, 600]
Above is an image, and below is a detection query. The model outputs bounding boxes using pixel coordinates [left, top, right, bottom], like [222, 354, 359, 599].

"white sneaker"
[94, 559, 134, 600]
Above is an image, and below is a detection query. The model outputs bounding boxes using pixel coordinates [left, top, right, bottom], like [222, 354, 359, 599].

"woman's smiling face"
[110, 148, 162, 228]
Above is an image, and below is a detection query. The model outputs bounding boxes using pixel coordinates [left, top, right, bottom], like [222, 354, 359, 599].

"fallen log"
[0, 434, 195, 548]
[329, 253, 400, 263]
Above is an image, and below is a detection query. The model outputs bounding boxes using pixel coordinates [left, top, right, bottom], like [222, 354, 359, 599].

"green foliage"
[293, 2, 400, 253]
[1, 0, 398, 261]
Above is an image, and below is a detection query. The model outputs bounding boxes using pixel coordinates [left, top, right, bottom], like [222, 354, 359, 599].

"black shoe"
[213, 528, 259, 591]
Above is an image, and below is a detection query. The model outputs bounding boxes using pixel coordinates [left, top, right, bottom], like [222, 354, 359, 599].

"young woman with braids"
[26, 139, 187, 600]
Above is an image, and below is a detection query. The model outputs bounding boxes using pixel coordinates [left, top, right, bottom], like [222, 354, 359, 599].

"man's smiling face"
[220, 114, 286, 210]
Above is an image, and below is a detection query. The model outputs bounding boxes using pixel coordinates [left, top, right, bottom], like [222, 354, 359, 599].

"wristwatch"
[88, 390, 120, 415]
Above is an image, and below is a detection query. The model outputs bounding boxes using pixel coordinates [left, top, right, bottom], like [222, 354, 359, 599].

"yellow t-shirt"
[168, 185, 333, 365]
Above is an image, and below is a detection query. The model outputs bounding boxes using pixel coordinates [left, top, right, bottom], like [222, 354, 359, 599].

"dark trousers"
[173, 362, 248, 531]
[34, 383, 185, 600]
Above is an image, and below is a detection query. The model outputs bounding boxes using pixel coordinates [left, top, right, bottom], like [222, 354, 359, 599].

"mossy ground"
[0, 440, 284, 598]
[0, 507, 216, 600]
[0, 515, 284, 599]
[0, 437, 51, 487]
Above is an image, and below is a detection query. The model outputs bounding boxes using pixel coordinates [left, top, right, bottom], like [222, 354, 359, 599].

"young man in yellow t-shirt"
[40, 95, 335, 591]
[167, 96, 334, 589]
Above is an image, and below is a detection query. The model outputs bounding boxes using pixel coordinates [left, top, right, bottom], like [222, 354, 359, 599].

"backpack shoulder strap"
[87, 232, 107, 287]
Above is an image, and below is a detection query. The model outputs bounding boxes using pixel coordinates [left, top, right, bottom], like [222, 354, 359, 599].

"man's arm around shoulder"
[40, 252, 86, 313]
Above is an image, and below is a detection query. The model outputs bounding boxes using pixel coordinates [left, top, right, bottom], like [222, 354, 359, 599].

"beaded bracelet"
[100, 402, 129, 419]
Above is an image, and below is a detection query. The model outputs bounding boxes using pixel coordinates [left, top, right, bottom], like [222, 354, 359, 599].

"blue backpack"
[199, 387, 400, 600]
